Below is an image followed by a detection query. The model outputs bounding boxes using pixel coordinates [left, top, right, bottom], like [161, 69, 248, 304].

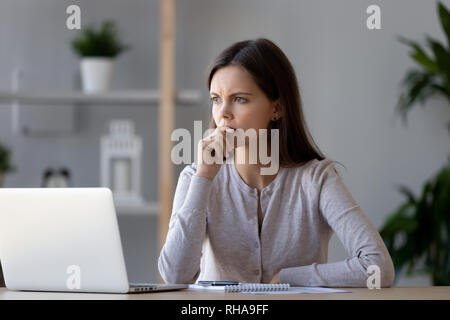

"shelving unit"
[0, 0, 179, 258]
[116, 201, 159, 216]
[158, 0, 176, 254]
[0, 89, 202, 106]
[0, 87, 200, 217]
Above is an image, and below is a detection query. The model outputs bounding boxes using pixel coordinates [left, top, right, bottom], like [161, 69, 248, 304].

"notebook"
[188, 283, 351, 294]
[188, 283, 290, 292]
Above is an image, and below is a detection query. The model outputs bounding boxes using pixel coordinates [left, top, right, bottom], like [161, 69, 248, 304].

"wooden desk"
[0, 287, 449, 300]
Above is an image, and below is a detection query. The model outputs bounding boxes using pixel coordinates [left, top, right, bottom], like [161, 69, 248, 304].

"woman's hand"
[195, 126, 235, 180]
[269, 272, 280, 284]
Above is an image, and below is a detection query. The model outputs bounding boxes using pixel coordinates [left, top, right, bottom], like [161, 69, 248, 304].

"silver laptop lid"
[0, 188, 130, 293]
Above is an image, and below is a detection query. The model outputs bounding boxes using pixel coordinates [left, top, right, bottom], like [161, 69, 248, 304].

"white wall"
[1, 0, 449, 285]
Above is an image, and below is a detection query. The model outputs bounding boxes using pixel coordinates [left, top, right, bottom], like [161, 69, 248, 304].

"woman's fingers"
[224, 129, 235, 154]
[212, 133, 226, 159]
[198, 126, 238, 164]
[199, 137, 224, 164]
[217, 127, 237, 154]
[212, 127, 235, 154]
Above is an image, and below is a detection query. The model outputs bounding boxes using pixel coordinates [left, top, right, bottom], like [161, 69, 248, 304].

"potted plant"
[0, 143, 15, 188]
[379, 1, 450, 285]
[72, 20, 130, 93]
[0, 142, 14, 287]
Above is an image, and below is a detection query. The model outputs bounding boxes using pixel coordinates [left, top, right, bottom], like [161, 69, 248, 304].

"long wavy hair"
[206, 38, 325, 167]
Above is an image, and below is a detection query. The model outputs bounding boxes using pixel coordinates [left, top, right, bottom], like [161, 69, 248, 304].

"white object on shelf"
[101, 119, 144, 206]
[113, 158, 131, 192]
[80, 57, 114, 93]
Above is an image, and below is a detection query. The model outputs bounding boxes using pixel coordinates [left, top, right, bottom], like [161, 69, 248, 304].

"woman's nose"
[218, 101, 233, 119]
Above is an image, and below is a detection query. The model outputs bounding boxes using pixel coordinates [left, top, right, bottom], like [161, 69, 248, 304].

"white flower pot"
[80, 57, 114, 93]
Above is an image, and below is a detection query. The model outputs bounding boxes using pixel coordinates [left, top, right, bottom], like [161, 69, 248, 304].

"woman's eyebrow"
[210, 91, 253, 96]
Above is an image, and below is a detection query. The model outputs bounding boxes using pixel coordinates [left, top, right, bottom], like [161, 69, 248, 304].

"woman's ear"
[271, 99, 282, 120]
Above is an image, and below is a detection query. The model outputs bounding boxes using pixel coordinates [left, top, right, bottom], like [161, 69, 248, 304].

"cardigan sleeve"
[279, 159, 395, 287]
[158, 164, 213, 284]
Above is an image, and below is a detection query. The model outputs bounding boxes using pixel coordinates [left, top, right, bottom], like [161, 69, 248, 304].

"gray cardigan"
[158, 157, 395, 287]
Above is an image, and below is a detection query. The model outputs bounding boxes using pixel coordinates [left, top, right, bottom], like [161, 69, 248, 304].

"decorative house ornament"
[101, 120, 143, 205]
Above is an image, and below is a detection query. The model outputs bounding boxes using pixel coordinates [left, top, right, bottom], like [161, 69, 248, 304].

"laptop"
[0, 188, 187, 294]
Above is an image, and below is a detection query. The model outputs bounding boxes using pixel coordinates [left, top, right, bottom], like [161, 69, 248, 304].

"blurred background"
[0, 0, 449, 286]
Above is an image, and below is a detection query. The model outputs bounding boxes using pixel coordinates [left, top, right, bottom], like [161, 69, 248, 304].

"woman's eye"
[210, 97, 220, 104]
[210, 96, 247, 104]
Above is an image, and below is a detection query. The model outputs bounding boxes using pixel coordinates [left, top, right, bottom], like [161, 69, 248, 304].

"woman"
[158, 38, 394, 287]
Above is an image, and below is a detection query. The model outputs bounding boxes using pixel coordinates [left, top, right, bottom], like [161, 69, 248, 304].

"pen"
[198, 281, 240, 286]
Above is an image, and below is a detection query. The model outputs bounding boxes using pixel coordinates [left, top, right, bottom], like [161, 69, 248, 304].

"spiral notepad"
[224, 283, 290, 292]
[188, 283, 290, 292]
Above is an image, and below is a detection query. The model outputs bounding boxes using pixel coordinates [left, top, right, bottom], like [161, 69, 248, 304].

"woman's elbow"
[381, 258, 395, 288]
[160, 271, 198, 284]
[158, 254, 198, 284]
[364, 257, 395, 288]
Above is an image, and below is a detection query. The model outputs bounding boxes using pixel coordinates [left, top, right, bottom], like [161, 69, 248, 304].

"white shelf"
[116, 201, 159, 216]
[0, 89, 202, 106]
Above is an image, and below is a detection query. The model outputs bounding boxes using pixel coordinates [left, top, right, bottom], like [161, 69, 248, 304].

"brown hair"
[206, 38, 325, 167]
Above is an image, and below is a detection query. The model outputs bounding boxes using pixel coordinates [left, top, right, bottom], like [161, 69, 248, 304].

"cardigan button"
[253, 269, 260, 275]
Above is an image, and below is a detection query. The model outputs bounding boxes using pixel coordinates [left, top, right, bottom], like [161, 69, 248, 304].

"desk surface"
[0, 286, 449, 300]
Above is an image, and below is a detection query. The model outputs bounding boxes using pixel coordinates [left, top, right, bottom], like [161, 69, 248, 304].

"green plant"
[380, 158, 450, 285]
[71, 20, 130, 58]
[396, 1, 450, 132]
[380, 1, 450, 285]
[0, 143, 14, 173]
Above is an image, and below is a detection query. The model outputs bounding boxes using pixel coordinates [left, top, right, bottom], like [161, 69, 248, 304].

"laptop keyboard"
[129, 283, 187, 293]
[130, 284, 157, 290]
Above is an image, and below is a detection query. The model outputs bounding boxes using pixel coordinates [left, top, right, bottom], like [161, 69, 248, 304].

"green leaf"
[0, 143, 15, 173]
[438, 1, 450, 48]
[380, 159, 450, 285]
[396, 70, 435, 118]
[430, 83, 450, 101]
[396, 185, 417, 206]
[426, 36, 450, 79]
[396, 2, 450, 130]
[71, 20, 130, 58]
[397, 36, 440, 74]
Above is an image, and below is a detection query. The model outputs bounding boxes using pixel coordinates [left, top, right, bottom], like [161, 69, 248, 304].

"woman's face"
[210, 65, 279, 133]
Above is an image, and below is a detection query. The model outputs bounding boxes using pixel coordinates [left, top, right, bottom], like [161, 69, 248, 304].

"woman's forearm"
[158, 173, 212, 284]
